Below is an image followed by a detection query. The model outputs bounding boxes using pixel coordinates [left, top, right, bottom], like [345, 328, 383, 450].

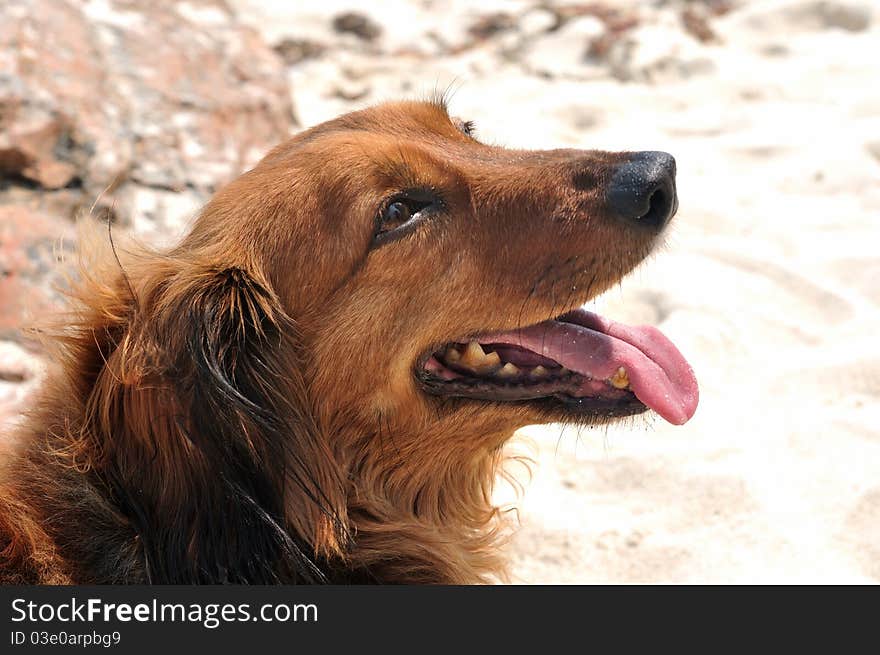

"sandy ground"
[4, 0, 878, 583]
[225, 0, 880, 583]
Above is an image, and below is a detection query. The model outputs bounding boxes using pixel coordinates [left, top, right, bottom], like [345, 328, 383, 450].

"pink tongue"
[486, 309, 699, 425]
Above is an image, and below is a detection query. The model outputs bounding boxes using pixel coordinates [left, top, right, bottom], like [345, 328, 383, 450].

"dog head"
[66, 100, 697, 582]
[189, 100, 697, 452]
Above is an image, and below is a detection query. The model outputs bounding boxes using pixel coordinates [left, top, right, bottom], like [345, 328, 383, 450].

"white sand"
[226, 0, 880, 583]
[5, 0, 874, 583]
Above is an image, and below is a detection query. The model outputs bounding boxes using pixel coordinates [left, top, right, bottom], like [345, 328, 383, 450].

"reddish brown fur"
[0, 100, 662, 584]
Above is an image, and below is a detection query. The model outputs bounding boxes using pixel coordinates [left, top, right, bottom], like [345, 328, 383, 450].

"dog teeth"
[495, 362, 519, 378]
[444, 342, 575, 380]
[460, 341, 501, 373]
[461, 341, 486, 365]
[610, 366, 630, 389]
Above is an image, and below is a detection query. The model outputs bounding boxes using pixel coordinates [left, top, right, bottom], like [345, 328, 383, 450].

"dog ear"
[86, 264, 348, 583]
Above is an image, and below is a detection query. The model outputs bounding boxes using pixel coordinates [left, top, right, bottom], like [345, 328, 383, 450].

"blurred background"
[1, 0, 878, 582]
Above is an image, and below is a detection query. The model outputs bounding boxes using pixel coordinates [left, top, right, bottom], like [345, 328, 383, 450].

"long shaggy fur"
[0, 100, 657, 584]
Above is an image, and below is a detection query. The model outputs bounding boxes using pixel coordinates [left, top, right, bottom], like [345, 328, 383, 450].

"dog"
[0, 99, 698, 584]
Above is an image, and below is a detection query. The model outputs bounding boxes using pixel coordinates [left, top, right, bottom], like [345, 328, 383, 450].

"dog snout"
[606, 151, 678, 232]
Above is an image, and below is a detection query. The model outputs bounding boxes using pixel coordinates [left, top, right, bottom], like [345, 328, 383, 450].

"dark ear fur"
[87, 264, 347, 583]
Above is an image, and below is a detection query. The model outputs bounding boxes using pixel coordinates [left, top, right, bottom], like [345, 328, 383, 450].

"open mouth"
[416, 309, 699, 425]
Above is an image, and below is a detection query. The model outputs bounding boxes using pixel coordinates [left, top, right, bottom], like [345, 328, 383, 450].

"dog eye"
[382, 201, 412, 231]
[375, 195, 435, 242]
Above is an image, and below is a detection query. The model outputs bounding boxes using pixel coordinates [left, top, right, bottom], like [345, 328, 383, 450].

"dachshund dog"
[0, 99, 698, 584]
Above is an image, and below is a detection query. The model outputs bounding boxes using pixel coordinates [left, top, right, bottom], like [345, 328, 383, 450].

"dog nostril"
[639, 187, 673, 228]
[606, 151, 678, 232]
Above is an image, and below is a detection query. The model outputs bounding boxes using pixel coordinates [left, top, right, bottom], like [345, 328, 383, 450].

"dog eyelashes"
[453, 117, 476, 137]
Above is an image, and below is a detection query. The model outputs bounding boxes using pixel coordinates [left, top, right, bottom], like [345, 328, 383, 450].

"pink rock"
[0, 340, 44, 444]
[0, 206, 75, 341]
[0, 0, 297, 225]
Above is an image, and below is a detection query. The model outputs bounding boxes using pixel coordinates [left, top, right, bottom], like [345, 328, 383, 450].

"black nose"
[606, 151, 678, 231]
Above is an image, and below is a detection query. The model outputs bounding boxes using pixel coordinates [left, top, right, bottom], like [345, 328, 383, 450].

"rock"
[817, 0, 873, 31]
[0, 0, 297, 234]
[681, 7, 720, 44]
[521, 16, 607, 79]
[686, 0, 737, 17]
[553, 3, 639, 33]
[274, 38, 326, 65]
[0, 341, 39, 384]
[468, 12, 518, 41]
[0, 339, 44, 440]
[0, 117, 79, 189]
[332, 82, 371, 102]
[603, 19, 716, 83]
[740, 0, 872, 34]
[114, 185, 205, 249]
[332, 11, 382, 41]
[518, 7, 560, 37]
[0, 205, 75, 342]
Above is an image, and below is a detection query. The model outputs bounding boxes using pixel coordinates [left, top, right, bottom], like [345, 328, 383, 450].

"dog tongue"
[487, 309, 699, 425]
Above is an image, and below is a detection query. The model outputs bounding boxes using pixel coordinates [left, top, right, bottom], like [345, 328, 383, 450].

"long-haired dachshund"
[0, 100, 698, 584]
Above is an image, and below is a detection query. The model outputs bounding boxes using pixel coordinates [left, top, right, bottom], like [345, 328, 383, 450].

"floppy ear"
[86, 263, 348, 583]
